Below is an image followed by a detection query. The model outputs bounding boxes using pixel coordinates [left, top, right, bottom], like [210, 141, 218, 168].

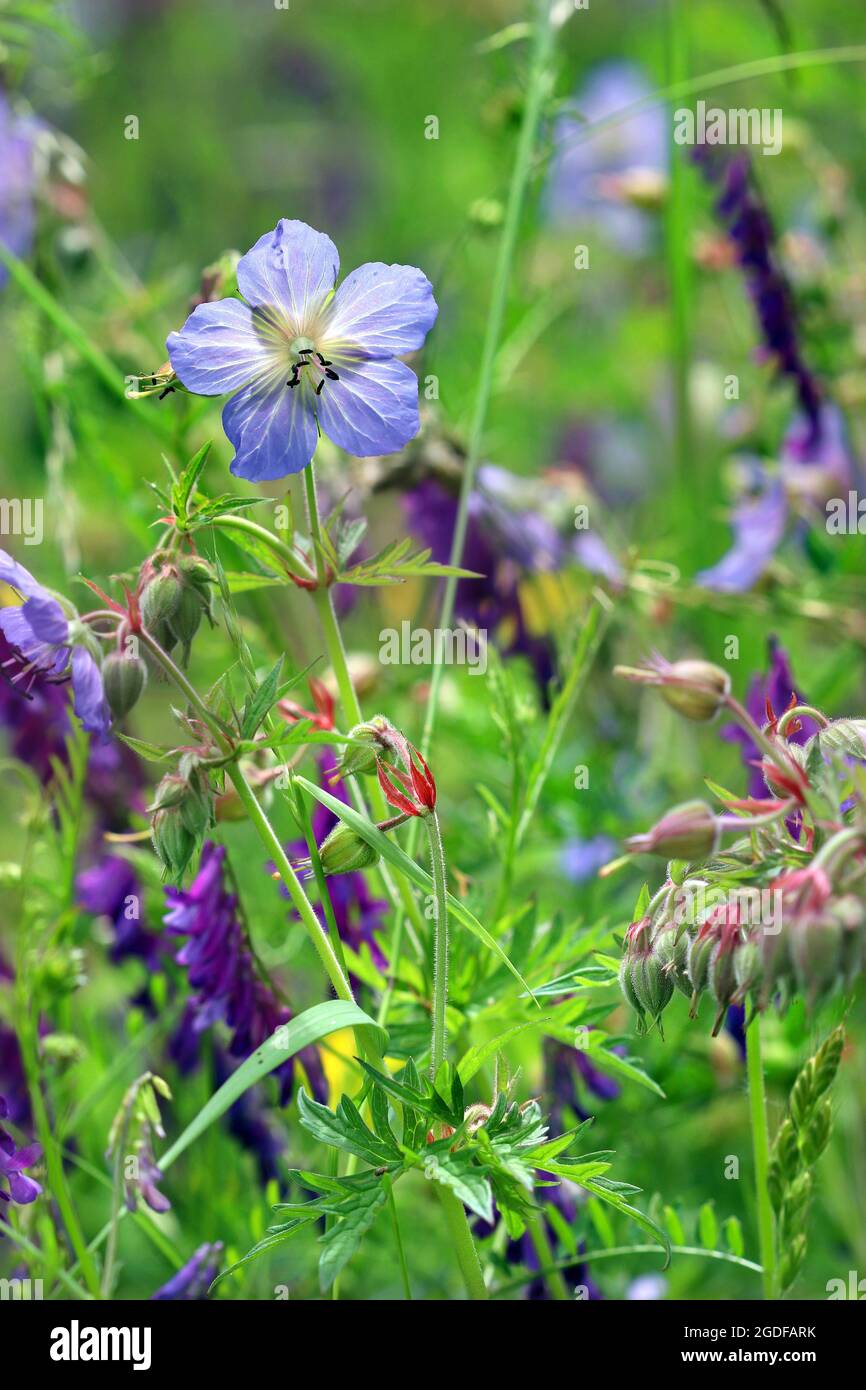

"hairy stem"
[425, 811, 449, 1075]
[746, 1013, 777, 1300]
[439, 1183, 489, 1300]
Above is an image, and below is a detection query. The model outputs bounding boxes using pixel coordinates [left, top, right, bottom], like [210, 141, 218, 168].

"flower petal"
[22, 593, 69, 644]
[316, 357, 421, 458]
[0, 547, 43, 599]
[322, 261, 438, 359]
[223, 372, 318, 481]
[167, 298, 283, 396]
[697, 477, 787, 592]
[71, 645, 111, 739]
[236, 219, 339, 333]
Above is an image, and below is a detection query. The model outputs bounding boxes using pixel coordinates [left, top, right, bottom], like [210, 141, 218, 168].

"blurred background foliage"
[1, 0, 865, 1299]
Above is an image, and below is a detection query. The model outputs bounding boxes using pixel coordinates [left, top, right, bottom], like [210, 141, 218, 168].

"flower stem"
[419, 0, 556, 760]
[425, 811, 449, 1075]
[526, 1210, 570, 1300]
[439, 1184, 488, 1300]
[745, 1013, 777, 1300]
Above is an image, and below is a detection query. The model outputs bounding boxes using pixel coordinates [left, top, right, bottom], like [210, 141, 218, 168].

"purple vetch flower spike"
[151, 1242, 223, 1300]
[0, 549, 111, 738]
[0, 1096, 42, 1206]
[166, 219, 438, 481]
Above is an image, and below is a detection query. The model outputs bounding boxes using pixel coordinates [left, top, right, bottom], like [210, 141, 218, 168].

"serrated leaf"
[173, 440, 212, 520]
[318, 1182, 388, 1290]
[298, 1088, 401, 1167]
[457, 1016, 550, 1086]
[114, 733, 173, 763]
[240, 655, 284, 739]
[422, 1148, 494, 1223]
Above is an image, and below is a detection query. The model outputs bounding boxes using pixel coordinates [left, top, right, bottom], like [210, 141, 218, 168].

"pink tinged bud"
[653, 925, 691, 998]
[708, 920, 743, 1033]
[791, 913, 844, 1010]
[733, 935, 763, 1005]
[659, 660, 731, 722]
[626, 800, 719, 861]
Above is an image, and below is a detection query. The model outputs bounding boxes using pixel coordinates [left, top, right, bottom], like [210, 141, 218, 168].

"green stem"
[746, 1013, 777, 1300]
[210, 512, 315, 582]
[420, 0, 556, 760]
[387, 1183, 413, 1300]
[425, 811, 449, 1075]
[16, 1002, 102, 1299]
[525, 1210, 570, 1300]
[439, 1184, 489, 1300]
[665, 0, 693, 509]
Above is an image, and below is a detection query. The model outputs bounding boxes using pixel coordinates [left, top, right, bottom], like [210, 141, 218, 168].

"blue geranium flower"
[167, 219, 438, 481]
[0, 549, 111, 738]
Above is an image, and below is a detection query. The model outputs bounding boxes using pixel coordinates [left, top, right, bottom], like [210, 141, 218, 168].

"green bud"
[151, 804, 197, 880]
[810, 718, 866, 760]
[791, 912, 843, 1010]
[660, 660, 731, 722]
[686, 924, 717, 1005]
[102, 651, 147, 719]
[733, 935, 762, 1004]
[318, 822, 380, 876]
[619, 954, 647, 1032]
[653, 925, 691, 998]
[339, 723, 384, 778]
[166, 585, 204, 664]
[140, 570, 182, 642]
[630, 951, 674, 1035]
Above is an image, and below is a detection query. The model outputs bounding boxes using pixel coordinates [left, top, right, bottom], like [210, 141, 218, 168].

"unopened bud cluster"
[138, 550, 216, 665]
[616, 659, 866, 1033]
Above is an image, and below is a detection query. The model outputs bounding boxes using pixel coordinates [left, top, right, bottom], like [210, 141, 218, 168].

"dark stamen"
[325, 368, 339, 381]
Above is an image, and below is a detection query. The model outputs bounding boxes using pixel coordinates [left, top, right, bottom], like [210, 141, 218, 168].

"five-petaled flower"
[0, 549, 111, 738]
[166, 219, 438, 482]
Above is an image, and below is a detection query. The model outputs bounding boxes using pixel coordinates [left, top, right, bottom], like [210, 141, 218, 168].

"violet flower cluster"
[165, 842, 327, 1105]
[0, 1094, 41, 1208]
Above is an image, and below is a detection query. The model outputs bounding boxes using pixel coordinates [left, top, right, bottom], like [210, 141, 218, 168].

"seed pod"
[102, 651, 147, 719]
[660, 660, 731, 722]
[317, 822, 380, 876]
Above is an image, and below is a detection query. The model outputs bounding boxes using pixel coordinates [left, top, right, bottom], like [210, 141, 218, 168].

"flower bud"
[167, 584, 204, 663]
[733, 933, 763, 1004]
[626, 800, 719, 861]
[102, 651, 147, 719]
[317, 822, 380, 876]
[660, 660, 730, 722]
[151, 804, 197, 880]
[653, 925, 691, 997]
[708, 922, 742, 1032]
[140, 568, 182, 645]
[622, 919, 674, 1036]
[686, 921, 718, 1015]
[790, 912, 843, 1009]
[338, 721, 390, 779]
[811, 717, 866, 759]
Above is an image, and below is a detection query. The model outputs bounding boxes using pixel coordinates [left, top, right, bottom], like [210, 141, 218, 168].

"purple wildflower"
[0, 549, 110, 738]
[77, 855, 161, 969]
[697, 473, 787, 592]
[0, 1096, 42, 1207]
[694, 149, 821, 439]
[546, 1033, 621, 1129]
[0, 92, 41, 286]
[402, 474, 557, 694]
[151, 1242, 223, 1300]
[546, 62, 667, 255]
[166, 219, 438, 480]
[721, 639, 813, 799]
[560, 834, 618, 883]
[165, 843, 327, 1105]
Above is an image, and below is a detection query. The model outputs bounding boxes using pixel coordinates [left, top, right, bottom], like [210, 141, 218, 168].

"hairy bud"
[102, 650, 147, 719]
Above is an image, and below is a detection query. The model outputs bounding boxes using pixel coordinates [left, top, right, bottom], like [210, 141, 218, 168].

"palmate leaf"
[421, 1147, 495, 1223]
[297, 1088, 402, 1168]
